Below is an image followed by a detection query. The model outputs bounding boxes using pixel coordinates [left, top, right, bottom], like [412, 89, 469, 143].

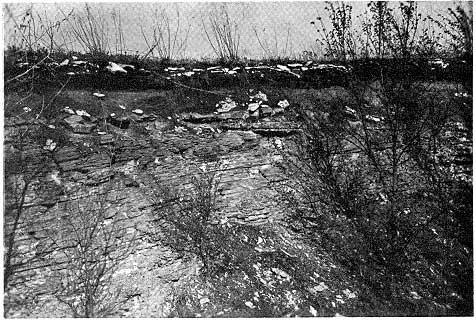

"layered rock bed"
[4, 87, 322, 317]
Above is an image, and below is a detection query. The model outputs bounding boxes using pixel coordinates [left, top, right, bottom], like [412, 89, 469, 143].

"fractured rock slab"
[63, 115, 96, 134]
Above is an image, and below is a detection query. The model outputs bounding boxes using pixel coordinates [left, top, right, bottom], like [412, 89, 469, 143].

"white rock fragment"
[247, 102, 260, 112]
[343, 289, 357, 299]
[199, 297, 210, 305]
[365, 115, 384, 122]
[277, 64, 292, 72]
[250, 91, 268, 102]
[63, 107, 76, 114]
[76, 109, 91, 118]
[71, 60, 87, 66]
[428, 58, 449, 69]
[271, 268, 290, 280]
[174, 126, 187, 133]
[244, 301, 255, 309]
[106, 62, 127, 74]
[288, 63, 303, 68]
[216, 97, 237, 113]
[59, 59, 69, 66]
[49, 169, 61, 185]
[43, 139, 57, 152]
[309, 306, 318, 317]
[315, 282, 329, 292]
[66, 72, 75, 76]
[277, 99, 290, 109]
[118, 105, 126, 110]
[93, 92, 105, 98]
[23, 107, 32, 113]
[132, 109, 144, 115]
[345, 106, 356, 115]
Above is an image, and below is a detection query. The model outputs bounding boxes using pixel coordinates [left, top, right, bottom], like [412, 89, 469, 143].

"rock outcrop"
[4, 100, 296, 317]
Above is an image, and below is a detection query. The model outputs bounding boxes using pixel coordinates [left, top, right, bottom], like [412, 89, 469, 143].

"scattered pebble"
[277, 99, 290, 108]
[106, 62, 127, 74]
[174, 126, 187, 133]
[43, 139, 57, 151]
[315, 282, 329, 292]
[63, 107, 75, 114]
[76, 109, 91, 118]
[247, 102, 260, 112]
[343, 289, 357, 299]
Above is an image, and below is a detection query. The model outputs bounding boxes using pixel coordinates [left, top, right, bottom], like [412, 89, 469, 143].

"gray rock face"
[63, 115, 96, 134]
[4, 105, 295, 317]
[108, 115, 131, 129]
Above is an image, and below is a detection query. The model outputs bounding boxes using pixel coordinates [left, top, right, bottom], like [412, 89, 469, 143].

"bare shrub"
[141, 6, 191, 61]
[252, 24, 293, 60]
[284, 4, 472, 311]
[282, 62, 472, 314]
[3, 140, 58, 316]
[311, 1, 357, 61]
[4, 76, 72, 316]
[147, 163, 225, 276]
[360, 1, 393, 58]
[202, 4, 243, 61]
[111, 8, 126, 55]
[4, 4, 73, 53]
[60, 4, 109, 55]
[429, 3, 473, 58]
[48, 186, 137, 317]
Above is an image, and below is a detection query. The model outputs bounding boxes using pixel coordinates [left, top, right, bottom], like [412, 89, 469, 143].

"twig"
[6, 54, 50, 83]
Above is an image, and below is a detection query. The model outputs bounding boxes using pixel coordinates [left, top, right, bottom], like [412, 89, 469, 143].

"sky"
[3, 1, 463, 59]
